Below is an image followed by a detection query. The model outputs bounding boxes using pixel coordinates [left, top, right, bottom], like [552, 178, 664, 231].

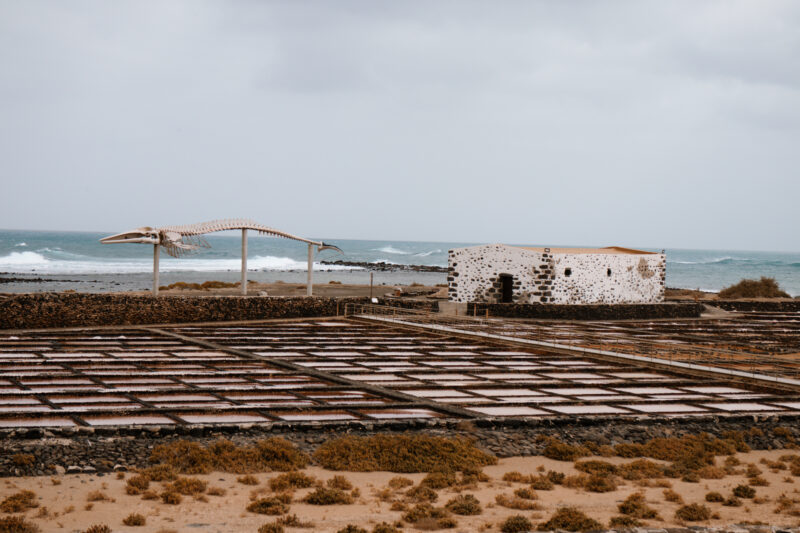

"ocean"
[0, 229, 798, 296]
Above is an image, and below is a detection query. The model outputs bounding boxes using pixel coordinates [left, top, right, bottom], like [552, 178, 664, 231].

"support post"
[153, 243, 160, 296]
[307, 243, 314, 296]
[370, 272, 374, 300]
[241, 229, 248, 296]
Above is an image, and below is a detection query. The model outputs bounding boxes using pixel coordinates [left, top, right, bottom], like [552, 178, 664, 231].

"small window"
[607, 268, 612, 277]
[564, 268, 572, 277]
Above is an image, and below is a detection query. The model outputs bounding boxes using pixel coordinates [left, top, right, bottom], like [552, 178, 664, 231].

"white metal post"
[307, 243, 314, 296]
[153, 243, 160, 296]
[241, 229, 248, 296]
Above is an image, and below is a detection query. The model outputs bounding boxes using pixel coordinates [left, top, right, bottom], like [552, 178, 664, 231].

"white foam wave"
[371, 258, 398, 265]
[15, 242, 27, 247]
[0, 251, 48, 265]
[373, 246, 410, 255]
[414, 249, 442, 257]
[0, 253, 361, 274]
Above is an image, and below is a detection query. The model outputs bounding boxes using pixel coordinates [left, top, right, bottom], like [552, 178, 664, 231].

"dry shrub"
[500, 515, 532, 533]
[371, 523, 400, 533]
[531, 475, 555, 490]
[495, 494, 541, 511]
[269, 471, 316, 491]
[247, 498, 289, 515]
[719, 277, 789, 299]
[542, 438, 590, 461]
[723, 496, 742, 507]
[502, 471, 526, 483]
[125, 475, 150, 495]
[618, 459, 665, 480]
[335, 527, 366, 533]
[420, 471, 456, 489]
[537, 507, 602, 531]
[402, 503, 451, 524]
[663, 489, 683, 504]
[405, 486, 438, 503]
[513, 487, 537, 500]
[0, 516, 40, 533]
[697, 466, 726, 479]
[609, 515, 642, 527]
[388, 476, 413, 489]
[445, 494, 482, 515]
[705, 491, 724, 502]
[749, 476, 770, 487]
[733, 484, 756, 498]
[276, 514, 315, 528]
[675, 503, 711, 521]
[122, 513, 146, 526]
[86, 491, 108, 502]
[11, 455, 34, 468]
[1, 491, 38, 513]
[561, 474, 588, 489]
[258, 523, 284, 533]
[160, 491, 182, 505]
[313, 434, 496, 472]
[82, 526, 111, 533]
[614, 443, 645, 458]
[237, 475, 259, 486]
[303, 487, 353, 505]
[585, 474, 617, 493]
[326, 475, 353, 490]
[618, 492, 659, 519]
[140, 490, 158, 500]
[169, 477, 207, 495]
[149, 438, 308, 475]
[574, 460, 617, 476]
[141, 464, 178, 482]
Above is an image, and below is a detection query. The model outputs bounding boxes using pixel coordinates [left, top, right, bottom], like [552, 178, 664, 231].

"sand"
[4, 449, 800, 532]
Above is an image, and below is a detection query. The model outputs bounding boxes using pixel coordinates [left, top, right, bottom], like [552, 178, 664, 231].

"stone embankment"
[1, 414, 797, 477]
[0, 293, 368, 329]
[468, 302, 704, 320]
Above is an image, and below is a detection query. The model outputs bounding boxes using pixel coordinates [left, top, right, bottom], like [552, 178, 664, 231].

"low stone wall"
[709, 300, 800, 313]
[467, 302, 703, 320]
[0, 413, 796, 477]
[0, 293, 369, 330]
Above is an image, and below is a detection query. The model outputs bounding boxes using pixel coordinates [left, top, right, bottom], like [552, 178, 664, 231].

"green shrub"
[719, 277, 789, 299]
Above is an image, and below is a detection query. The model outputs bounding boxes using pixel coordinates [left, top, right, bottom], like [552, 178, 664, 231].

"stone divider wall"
[468, 302, 703, 320]
[0, 293, 370, 330]
[707, 300, 800, 313]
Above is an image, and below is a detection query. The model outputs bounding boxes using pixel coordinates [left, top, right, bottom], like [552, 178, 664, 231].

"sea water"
[0, 229, 798, 296]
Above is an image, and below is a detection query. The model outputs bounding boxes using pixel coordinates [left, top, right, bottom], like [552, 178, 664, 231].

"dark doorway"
[499, 274, 514, 303]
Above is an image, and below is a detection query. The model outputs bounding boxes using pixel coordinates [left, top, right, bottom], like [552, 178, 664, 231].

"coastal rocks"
[320, 260, 446, 273]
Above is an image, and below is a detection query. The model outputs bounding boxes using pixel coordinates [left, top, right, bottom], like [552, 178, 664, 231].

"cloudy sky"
[0, 1, 798, 251]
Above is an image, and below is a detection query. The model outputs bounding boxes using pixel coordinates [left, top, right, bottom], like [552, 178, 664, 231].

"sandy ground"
[4, 449, 800, 532]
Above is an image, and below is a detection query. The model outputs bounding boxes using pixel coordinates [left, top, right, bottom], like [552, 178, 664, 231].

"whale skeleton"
[101, 219, 341, 296]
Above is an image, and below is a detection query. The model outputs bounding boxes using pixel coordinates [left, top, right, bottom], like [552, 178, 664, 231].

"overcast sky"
[0, 1, 798, 251]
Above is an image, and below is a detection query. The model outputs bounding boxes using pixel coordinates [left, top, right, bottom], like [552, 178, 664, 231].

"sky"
[0, 1, 798, 251]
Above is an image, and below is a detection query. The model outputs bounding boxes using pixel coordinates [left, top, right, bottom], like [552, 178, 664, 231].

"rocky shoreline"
[321, 260, 447, 272]
[1, 414, 797, 478]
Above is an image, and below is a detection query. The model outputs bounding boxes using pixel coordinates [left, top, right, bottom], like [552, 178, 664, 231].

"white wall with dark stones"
[448, 245, 665, 304]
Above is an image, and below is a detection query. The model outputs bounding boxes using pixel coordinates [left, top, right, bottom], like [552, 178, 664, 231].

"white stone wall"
[550, 253, 665, 304]
[448, 244, 665, 304]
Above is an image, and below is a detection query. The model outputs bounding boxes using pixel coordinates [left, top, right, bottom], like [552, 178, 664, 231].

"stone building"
[447, 245, 665, 304]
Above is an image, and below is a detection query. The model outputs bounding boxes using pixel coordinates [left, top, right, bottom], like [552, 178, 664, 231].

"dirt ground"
[4, 449, 800, 532]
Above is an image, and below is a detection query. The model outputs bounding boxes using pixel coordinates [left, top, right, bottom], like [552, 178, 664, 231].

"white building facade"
[447, 245, 666, 304]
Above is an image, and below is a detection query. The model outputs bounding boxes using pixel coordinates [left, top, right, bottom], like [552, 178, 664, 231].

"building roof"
[516, 245, 657, 255]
